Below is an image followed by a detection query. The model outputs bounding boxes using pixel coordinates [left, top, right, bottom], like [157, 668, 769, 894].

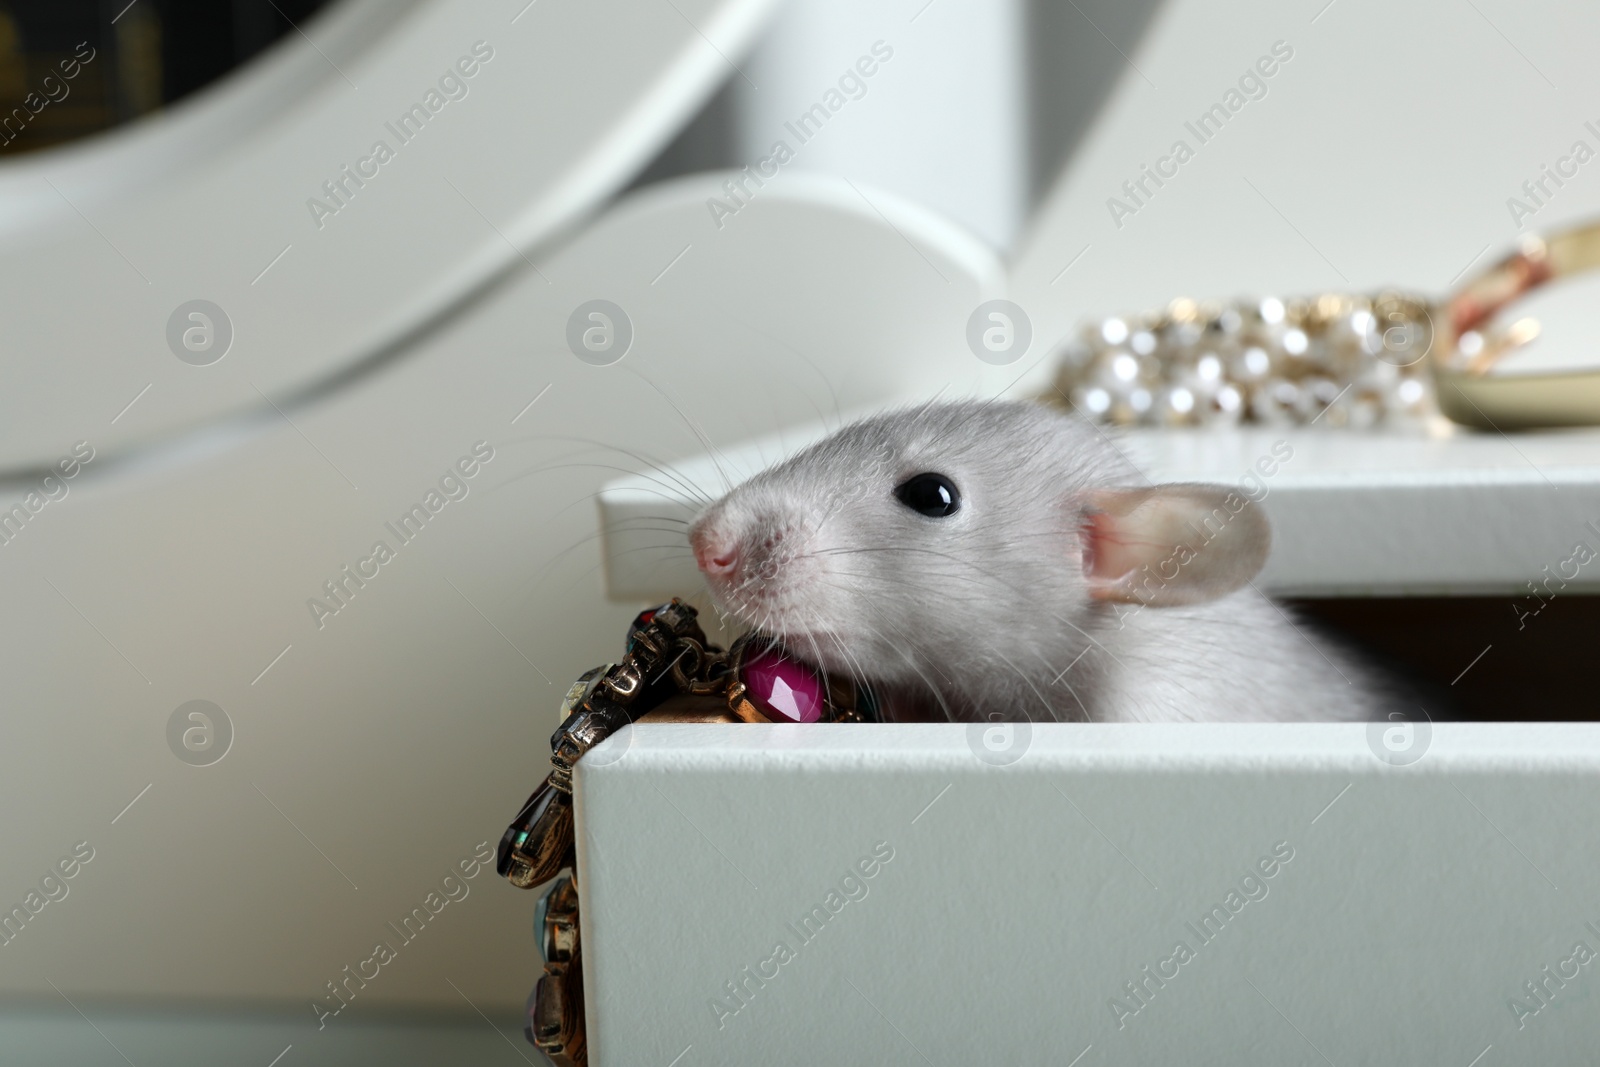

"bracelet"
[1051, 217, 1600, 431]
[723, 631, 880, 725]
[495, 601, 878, 1063]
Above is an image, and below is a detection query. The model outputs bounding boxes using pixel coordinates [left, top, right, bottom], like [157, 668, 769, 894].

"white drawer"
[578, 722, 1595, 1065]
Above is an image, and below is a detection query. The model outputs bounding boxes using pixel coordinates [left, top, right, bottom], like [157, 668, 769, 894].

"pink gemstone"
[742, 645, 826, 723]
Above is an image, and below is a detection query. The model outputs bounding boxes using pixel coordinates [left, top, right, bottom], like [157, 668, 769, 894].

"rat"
[686, 399, 1392, 724]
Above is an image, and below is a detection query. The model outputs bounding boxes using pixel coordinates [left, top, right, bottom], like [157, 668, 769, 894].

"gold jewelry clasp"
[1434, 218, 1600, 430]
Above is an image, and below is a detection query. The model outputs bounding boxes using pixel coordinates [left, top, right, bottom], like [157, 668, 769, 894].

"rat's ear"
[1080, 484, 1270, 606]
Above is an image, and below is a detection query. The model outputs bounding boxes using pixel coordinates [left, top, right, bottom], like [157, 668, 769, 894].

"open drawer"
[576, 721, 1595, 1064]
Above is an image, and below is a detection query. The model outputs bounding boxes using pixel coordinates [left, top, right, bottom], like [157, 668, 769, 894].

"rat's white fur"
[688, 400, 1388, 723]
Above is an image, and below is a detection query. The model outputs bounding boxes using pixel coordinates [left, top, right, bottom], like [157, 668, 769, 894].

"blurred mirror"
[0, 0, 329, 155]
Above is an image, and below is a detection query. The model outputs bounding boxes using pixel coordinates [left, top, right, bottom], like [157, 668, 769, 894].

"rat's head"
[687, 400, 1270, 694]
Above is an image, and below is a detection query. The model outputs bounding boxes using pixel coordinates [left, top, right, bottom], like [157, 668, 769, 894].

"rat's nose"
[690, 523, 740, 578]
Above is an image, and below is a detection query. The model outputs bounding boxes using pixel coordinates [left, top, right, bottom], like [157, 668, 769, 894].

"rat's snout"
[690, 498, 807, 624]
[690, 496, 824, 635]
[690, 519, 740, 579]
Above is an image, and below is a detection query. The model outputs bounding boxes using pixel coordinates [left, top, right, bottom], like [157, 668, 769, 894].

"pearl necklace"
[1050, 219, 1600, 432]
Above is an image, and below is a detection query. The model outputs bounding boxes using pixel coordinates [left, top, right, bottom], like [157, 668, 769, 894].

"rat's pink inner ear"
[1080, 484, 1271, 607]
[1080, 506, 1146, 584]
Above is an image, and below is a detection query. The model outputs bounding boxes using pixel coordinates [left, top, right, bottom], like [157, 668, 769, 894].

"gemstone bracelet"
[495, 600, 877, 1063]
[1050, 217, 1600, 431]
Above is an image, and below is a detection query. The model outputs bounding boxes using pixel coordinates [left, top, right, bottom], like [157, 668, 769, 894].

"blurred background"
[0, 1, 328, 156]
[0, 0, 1161, 242]
[2, 0, 1599, 1063]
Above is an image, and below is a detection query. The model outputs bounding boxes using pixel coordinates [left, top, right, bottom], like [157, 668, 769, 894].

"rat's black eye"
[894, 473, 960, 517]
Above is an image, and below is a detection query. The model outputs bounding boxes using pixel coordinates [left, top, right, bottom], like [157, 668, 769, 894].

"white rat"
[686, 400, 1390, 724]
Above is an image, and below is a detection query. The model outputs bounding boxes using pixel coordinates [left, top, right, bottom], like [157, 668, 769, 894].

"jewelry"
[1050, 218, 1600, 431]
[723, 632, 879, 725]
[526, 872, 583, 1065]
[496, 601, 878, 1061]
